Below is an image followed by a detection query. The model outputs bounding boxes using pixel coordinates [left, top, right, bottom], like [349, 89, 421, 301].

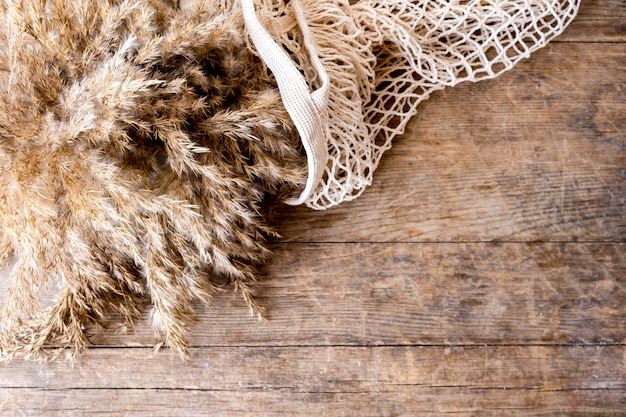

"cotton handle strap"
[240, 0, 329, 205]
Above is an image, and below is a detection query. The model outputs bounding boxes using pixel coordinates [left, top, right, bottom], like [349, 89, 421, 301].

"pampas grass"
[0, 0, 305, 360]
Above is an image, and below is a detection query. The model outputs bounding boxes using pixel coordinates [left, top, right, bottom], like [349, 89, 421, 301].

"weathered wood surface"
[75, 242, 624, 347]
[563, 0, 626, 42]
[2, 386, 623, 417]
[1, 0, 624, 415]
[1, 346, 625, 416]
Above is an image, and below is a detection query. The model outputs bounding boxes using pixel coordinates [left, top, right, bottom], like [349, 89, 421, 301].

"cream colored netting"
[181, 0, 580, 208]
[244, 0, 579, 209]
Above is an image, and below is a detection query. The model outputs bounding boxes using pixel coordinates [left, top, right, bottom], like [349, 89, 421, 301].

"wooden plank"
[575, 0, 625, 20]
[25, 242, 618, 348]
[275, 43, 625, 243]
[2, 345, 624, 390]
[1, 346, 624, 416]
[560, 0, 626, 43]
[2, 387, 623, 417]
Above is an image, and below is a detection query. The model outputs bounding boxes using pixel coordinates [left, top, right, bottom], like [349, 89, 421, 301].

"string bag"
[235, 0, 580, 209]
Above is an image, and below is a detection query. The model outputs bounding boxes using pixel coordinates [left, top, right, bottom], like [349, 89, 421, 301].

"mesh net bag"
[238, 0, 580, 209]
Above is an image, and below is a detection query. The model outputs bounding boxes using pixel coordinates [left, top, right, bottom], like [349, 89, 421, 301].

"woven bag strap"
[240, 0, 329, 205]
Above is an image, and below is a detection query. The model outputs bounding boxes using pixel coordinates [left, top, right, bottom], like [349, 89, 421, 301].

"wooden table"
[1, 0, 624, 415]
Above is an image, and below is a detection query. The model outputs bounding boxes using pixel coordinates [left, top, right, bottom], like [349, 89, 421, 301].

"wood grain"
[1, 346, 624, 416]
[1, 1, 624, 416]
[2, 386, 623, 417]
[3, 345, 624, 391]
[68, 242, 624, 348]
[562, 0, 626, 42]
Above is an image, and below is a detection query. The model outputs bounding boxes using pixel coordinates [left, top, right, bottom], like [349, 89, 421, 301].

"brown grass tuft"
[0, 0, 305, 360]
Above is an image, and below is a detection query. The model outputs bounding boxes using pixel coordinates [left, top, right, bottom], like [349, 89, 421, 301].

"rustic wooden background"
[1, 0, 624, 415]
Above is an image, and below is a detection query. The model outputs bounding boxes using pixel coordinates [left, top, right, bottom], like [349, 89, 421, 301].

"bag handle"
[240, 0, 329, 205]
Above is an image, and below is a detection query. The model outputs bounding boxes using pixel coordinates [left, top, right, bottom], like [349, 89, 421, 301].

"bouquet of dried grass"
[0, 0, 305, 360]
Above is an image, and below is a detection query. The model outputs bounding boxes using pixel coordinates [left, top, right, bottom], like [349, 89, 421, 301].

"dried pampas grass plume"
[0, 0, 306, 360]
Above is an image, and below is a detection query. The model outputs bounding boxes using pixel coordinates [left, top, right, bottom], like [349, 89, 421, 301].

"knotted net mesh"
[251, 0, 580, 209]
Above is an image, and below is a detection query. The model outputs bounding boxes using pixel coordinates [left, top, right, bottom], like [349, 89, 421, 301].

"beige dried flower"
[0, 0, 305, 360]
